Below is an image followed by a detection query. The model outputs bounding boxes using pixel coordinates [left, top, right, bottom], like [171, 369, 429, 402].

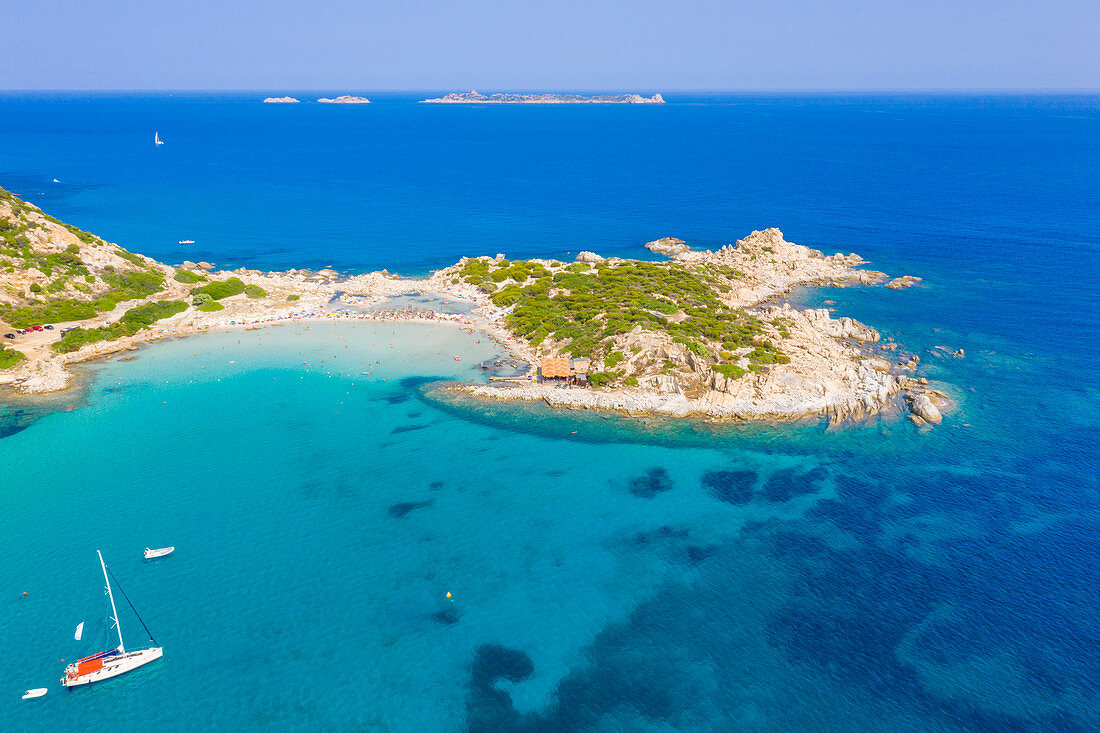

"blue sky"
[3, 0, 1098, 90]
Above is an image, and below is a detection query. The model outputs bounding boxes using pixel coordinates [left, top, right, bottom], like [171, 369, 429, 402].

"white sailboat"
[154, 131, 164, 146]
[61, 551, 163, 688]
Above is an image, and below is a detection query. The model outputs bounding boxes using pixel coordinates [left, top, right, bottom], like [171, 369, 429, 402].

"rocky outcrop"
[575, 251, 605, 263]
[263, 97, 300, 103]
[909, 393, 943, 424]
[802, 309, 880, 342]
[887, 275, 922, 289]
[317, 96, 371, 104]
[644, 237, 689, 257]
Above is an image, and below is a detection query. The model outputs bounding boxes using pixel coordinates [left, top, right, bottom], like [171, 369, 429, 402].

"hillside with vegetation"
[449, 255, 791, 389]
[0, 186, 291, 375]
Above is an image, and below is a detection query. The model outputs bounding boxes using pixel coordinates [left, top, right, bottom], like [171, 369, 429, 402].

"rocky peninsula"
[0, 186, 946, 425]
[421, 91, 665, 104]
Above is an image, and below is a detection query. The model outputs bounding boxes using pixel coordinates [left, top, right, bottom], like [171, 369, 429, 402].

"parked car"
[30, 325, 43, 331]
[16, 329, 27, 335]
[3, 333, 14, 339]
[43, 324, 54, 330]
[60, 326, 78, 334]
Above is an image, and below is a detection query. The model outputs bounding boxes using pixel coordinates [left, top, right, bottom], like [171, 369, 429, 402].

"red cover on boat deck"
[77, 657, 103, 675]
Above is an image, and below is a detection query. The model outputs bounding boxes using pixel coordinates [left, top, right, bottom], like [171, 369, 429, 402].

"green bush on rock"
[190, 277, 245, 301]
[0, 347, 26, 369]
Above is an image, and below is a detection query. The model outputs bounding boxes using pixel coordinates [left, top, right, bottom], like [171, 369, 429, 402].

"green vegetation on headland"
[53, 300, 188, 353]
[173, 269, 206, 284]
[457, 257, 788, 379]
[198, 302, 225, 312]
[2, 269, 166, 328]
[0, 186, 169, 328]
[0, 346, 25, 369]
[191, 277, 245, 301]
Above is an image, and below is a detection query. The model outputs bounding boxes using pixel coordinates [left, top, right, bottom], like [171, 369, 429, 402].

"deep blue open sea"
[1, 92, 1099, 731]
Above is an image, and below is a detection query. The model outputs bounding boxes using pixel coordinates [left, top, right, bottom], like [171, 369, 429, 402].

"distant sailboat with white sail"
[154, 131, 164, 146]
[61, 551, 163, 688]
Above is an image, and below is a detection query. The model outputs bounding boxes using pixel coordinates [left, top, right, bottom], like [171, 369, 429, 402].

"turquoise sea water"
[1, 93, 1099, 731]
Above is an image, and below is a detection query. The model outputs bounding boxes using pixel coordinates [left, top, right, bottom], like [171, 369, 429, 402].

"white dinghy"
[61, 551, 163, 688]
[144, 547, 174, 559]
[22, 688, 48, 699]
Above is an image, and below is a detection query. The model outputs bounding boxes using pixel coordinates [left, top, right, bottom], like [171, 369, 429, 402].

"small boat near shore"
[22, 688, 48, 699]
[144, 547, 174, 559]
[178, 240, 195, 245]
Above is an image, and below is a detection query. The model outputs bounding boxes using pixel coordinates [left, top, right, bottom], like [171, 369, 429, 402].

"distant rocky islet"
[420, 91, 665, 104]
[262, 96, 371, 104]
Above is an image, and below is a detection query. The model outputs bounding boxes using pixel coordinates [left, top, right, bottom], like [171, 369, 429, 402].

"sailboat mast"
[98, 550, 125, 653]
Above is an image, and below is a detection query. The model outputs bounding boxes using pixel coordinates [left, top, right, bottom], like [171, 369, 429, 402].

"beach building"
[571, 358, 590, 384]
[539, 357, 591, 385]
[540, 357, 571, 381]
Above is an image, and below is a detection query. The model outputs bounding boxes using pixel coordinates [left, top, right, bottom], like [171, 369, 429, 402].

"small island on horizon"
[421, 91, 665, 104]
[263, 96, 371, 104]
[0, 185, 950, 427]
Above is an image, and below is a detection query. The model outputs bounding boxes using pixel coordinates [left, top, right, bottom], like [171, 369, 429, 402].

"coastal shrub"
[0, 347, 25, 369]
[192, 292, 213, 306]
[587, 371, 619, 388]
[714, 364, 747, 380]
[29, 283, 41, 293]
[52, 326, 120, 353]
[4, 299, 98, 328]
[191, 277, 245, 301]
[114, 248, 145, 266]
[286, 294, 300, 302]
[244, 284, 266, 299]
[173, 269, 205, 284]
[65, 243, 80, 255]
[119, 300, 187, 330]
[51, 300, 188, 353]
[198, 302, 224, 312]
[93, 269, 166, 310]
[483, 259, 763, 364]
[604, 351, 624, 368]
[623, 376, 638, 387]
[58, 222, 99, 245]
[564, 262, 590, 272]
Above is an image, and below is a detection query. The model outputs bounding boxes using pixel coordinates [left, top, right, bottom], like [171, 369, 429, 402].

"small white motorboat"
[178, 240, 195, 245]
[144, 547, 174, 559]
[22, 688, 48, 699]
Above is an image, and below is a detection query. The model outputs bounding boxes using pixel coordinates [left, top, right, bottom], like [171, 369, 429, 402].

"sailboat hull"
[61, 647, 162, 687]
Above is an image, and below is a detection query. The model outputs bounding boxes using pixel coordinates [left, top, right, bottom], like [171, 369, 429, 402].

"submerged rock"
[388, 500, 434, 518]
[702, 470, 756, 505]
[628, 467, 675, 498]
